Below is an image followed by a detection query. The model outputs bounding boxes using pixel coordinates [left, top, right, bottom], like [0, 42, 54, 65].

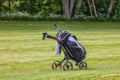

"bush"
[0, 12, 119, 22]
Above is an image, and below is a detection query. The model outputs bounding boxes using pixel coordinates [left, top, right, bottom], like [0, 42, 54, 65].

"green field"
[0, 21, 120, 80]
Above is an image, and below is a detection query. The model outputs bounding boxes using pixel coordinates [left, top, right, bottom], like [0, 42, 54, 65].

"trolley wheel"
[78, 62, 87, 69]
[52, 60, 61, 70]
[63, 61, 73, 71]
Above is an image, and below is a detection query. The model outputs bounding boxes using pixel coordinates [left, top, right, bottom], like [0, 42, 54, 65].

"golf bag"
[42, 24, 87, 70]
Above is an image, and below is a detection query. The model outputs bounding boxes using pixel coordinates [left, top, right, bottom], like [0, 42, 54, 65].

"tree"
[73, 0, 83, 17]
[62, 0, 70, 18]
[62, 0, 83, 18]
[87, 0, 97, 17]
[92, 0, 98, 17]
[108, 0, 116, 14]
[87, 0, 93, 16]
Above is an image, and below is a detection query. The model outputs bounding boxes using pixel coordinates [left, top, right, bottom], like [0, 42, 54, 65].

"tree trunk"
[92, 0, 98, 17]
[62, 0, 70, 18]
[73, 0, 83, 17]
[69, 0, 74, 16]
[62, 0, 83, 18]
[108, 0, 116, 14]
[87, 0, 93, 16]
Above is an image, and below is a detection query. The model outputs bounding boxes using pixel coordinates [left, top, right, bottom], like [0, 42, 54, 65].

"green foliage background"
[0, 0, 120, 21]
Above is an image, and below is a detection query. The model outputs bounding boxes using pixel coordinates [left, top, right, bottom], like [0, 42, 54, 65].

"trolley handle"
[42, 32, 47, 40]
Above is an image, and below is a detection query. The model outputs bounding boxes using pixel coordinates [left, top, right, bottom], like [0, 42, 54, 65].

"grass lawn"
[0, 21, 120, 80]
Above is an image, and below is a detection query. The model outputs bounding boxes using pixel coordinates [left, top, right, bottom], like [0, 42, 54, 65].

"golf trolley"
[42, 24, 87, 71]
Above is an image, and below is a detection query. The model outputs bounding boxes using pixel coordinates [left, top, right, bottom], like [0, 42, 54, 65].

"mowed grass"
[0, 21, 120, 80]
